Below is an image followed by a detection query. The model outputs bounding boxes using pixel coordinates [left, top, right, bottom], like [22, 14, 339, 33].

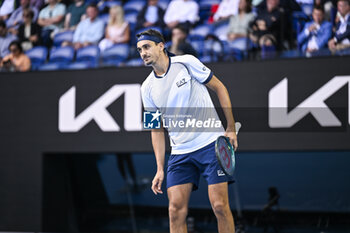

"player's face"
[137, 40, 164, 66]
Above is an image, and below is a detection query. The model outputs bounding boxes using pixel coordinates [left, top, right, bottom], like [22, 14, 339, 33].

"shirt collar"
[340, 12, 350, 23]
[153, 56, 171, 79]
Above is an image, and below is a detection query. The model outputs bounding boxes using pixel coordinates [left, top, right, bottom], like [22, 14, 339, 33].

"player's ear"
[159, 42, 164, 52]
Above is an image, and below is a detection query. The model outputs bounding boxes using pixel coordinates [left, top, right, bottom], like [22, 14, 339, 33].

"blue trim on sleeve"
[202, 71, 213, 84]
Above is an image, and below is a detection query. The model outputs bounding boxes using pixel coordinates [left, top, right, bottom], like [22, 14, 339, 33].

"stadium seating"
[227, 37, 253, 51]
[53, 30, 75, 47]
[26, 46, 48, 70]
[203, 39, 223, 62]
[101, 43, 130, 66]
[124, 58, 144, 66]
[38, 62, 64, 71]
[124, 11, 138, 24]
[98, 0, 121, 12]
[222, 40, 245, 61]
[19, 0, 342, 70]
[157, 0, 169, 10]
[76, 45, 100, 67]
[300, 2, 314, 16]
[99, 13, 110, 24]
[189, 38, 205, 57]
[190, 24, 212, 38]
[49, 46, 75, 64]
[66, 61, 94, 70]
[261, 45, 276, 59]
[213, 22, 229, 41]
[123, 0, 145, 15]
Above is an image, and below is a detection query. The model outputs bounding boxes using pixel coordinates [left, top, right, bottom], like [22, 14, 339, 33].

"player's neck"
[153, 53, 169, 77]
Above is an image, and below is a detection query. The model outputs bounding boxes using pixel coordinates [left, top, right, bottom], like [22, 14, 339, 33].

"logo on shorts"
[217, 170, 225, 176]
[143, 110, 161, 129]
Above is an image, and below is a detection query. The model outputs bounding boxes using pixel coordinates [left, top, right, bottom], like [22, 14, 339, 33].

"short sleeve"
[141, 79, 157, 112]
[67, 4, 73, 14]
[181, 55, 213, 84]
[38, 8, 45, 19]
[56, 4, 66, 16]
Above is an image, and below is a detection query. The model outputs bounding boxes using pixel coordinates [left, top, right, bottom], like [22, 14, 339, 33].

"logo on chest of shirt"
[176, 78, 187, 88]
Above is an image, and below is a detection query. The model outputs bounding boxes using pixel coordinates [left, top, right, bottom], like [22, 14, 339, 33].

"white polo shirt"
[141, 54, 224, 154]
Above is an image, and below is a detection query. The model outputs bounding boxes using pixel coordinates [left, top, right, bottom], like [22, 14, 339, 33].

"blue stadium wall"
[0, 56, 350, 231]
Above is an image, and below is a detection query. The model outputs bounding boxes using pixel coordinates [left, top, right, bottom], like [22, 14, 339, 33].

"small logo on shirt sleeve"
[176, 78, 187, 87]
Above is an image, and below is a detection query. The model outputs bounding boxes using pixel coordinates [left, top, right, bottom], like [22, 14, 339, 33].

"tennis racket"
[215, 136, 235, 176]
[215, 122, 240, 176]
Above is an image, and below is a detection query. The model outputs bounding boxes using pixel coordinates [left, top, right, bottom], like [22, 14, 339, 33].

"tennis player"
[137, 29, 238, 233]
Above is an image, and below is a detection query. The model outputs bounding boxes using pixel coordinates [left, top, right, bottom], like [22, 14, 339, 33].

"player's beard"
[144, 54, 158, 66]
[145, 60, 153, 66]
[143, 56, 153, 66]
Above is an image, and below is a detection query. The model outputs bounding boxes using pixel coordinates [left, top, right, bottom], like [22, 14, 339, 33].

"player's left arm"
[206, 75, 238, 150]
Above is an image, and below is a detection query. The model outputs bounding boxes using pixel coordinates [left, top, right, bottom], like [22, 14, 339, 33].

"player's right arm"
[141, 77, 165, 195]
[151, 125, 165, 195]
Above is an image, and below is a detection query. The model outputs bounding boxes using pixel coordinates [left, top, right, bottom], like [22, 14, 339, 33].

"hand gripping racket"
[215, 122, 241, 176]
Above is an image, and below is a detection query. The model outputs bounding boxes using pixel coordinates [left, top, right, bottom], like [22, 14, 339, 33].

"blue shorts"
[167, 141, 235, 191]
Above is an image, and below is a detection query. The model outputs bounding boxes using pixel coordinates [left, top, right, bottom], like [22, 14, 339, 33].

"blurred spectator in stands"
[135, 0, 165, 31]
[37, 0, 66, 47]
[295, 0, 314, 16]
[17, 8, 41, 51]
[30, 0, 44, 10]
[295, 0, 313, 6]
[257, 0, 300, 47]
[63, 4, 103, 50]
[297, 5, 332, 54]
[164, 0, 199, 30]
[328, 0, 350, 52]
[0, 0, 17, 20]
[99, 5, 129, 51]
[6, 0, 38, 32]
[64, 0, 86, 30]
[314, 0, 336, 8]
[314, 0, 336, 21]
[0, 40, 30, 71]
[0, 20, 17, 58]
[314, 0, 335, 6]
[97, 0, 116, 14]
[252, 0, 263, 6]
[168, 24, 197, 56]
[250, 0, 285, 49]
[227, 0, 255, 41]
[213, 0, 240, 24]
[256, 0, 301, 13]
